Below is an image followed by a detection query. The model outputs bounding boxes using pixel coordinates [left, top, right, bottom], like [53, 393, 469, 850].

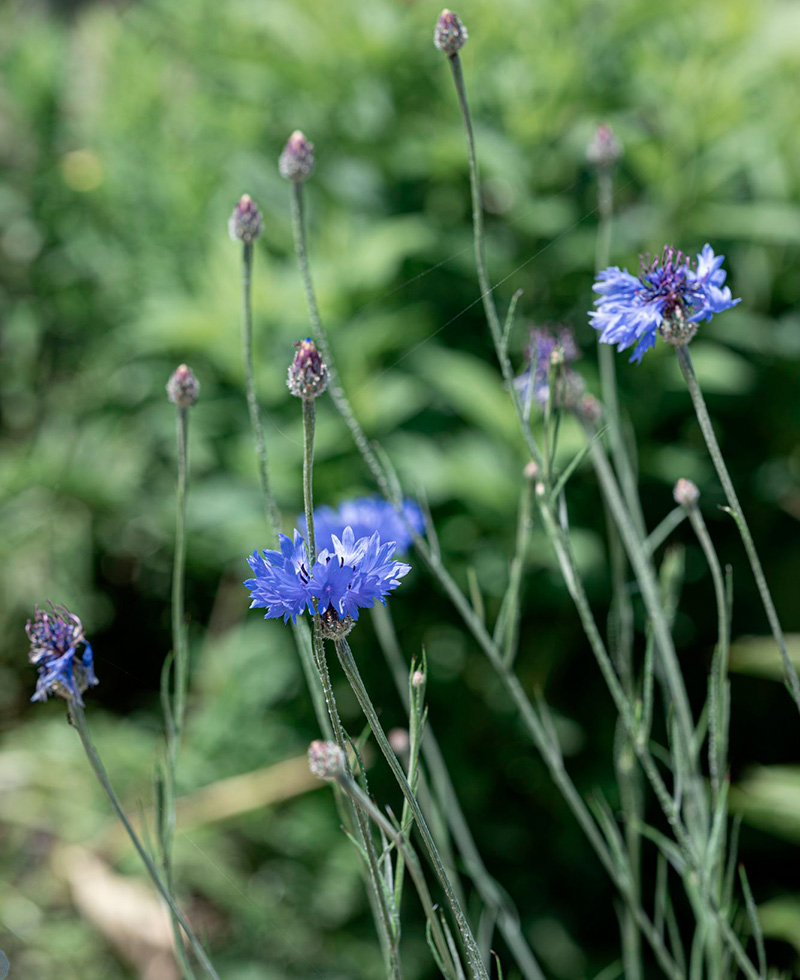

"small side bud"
[388, 728, 410, 754]
[534, 481, 547, 499]
[228, 194, 263, 244]
[279, 131, 315, 182]
[673, 478, 700, 508]
[587, 124, 622, 169]
[524, 461, 540, 481]
[288, 338, 329, 399]
[166, 365, 200, 408]
[308, 740, 346, 780]
[411, 669, 425, 688]
[434, 9, 468, 55]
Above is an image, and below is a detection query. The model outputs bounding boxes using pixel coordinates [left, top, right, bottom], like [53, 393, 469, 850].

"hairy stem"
[676, 344, 800, 712]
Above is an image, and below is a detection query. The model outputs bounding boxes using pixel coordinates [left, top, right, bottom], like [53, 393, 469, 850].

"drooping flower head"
[514, 326, 584, 409]
[27, 605, 98, 706]
[300, 497, 424, 556]
[590, 244, 740, 363]
[245, 527, 411, 635]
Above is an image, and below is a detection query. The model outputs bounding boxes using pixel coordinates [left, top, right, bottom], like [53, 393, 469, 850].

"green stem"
[372, 604, 547, 980]
[301, 398, 317, 566]
[70, 702, 221, 980]
[337, 772, 459, 980]
[675, 344, 800, 713]
[289, 183, 391, 497]
[172, 406, 189, 739]
[241, 241, 281, 538]
[334, 637, 489, 980]
[446, 53, 544, 470]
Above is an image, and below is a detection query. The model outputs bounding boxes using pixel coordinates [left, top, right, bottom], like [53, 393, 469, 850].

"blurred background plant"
[2, 0, 800, 977]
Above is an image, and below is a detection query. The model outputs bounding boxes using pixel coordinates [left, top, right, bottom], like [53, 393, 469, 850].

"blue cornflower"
[27, 605, 98, 706]
[514, 327, 583, 409]
[300, 497, 423, 555]
[590, 244, 740, 363]
[245, 526, 411, 635]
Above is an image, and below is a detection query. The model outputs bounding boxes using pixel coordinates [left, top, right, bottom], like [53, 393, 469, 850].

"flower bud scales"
[166, 364, 200, 408]
[279, 131, 315, 182]
[434, 9, 468, 55]
[673, 478, 700, 508]
[228, 194, 263, 244]
[308, 740, 346, 780]
[287, 338, 328, 400]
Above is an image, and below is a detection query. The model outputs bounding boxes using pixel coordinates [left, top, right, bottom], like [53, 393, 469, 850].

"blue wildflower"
[245, 526, 411, 634]
[301, 497, 424, 556]
[245, 530, 314, 624]
[590, 244, 740, 363]
[514, 327, 584, 409]
[27, 605, 98, 706]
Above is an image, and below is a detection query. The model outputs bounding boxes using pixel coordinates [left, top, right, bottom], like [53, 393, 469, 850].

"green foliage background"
[2, 0, 800, 977]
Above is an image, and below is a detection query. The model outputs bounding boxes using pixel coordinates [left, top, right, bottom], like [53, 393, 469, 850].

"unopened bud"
[524, 461, 540, 481]
[166, 365, 200, 408]
[411, 669, 425, 688]
[279, 131, 315, 182]
[388, 728, 410, 754]
[308, 740, 346, 780]
[587, 124, 622, 169]
[287, 338, 329, 399]
[228, 194, 263, 244]
[434, 9, 468, 55]
[673, 478, 700, 508]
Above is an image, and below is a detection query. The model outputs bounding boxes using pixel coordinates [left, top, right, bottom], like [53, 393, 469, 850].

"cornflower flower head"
[287, 338, 328, 400]
[228, 194, 263, 244]
[514, 327, 584, 409]
[300, 496, 424, 555]
[434, 9, 468, 55]
[245, 527, 410, 634]
[279, 131, 315, 182]
[590, 244, 740, 363]
[27, 605, 98, 706]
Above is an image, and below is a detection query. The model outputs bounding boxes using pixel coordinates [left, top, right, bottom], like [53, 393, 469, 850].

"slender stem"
[70, 702, 221, 980]
[594, 165, 642, 980]
[289, 182, 392, 497]
[298, 392, 399, 980]
[163, 404, 197, 980]
[446, 53, 544, 470]
[172, 406, 189, 739]
[334, 637, 489, 980]
[241, 241, 281, 538]
[372, 604, 547, 980]
[337, 773, 459, 980]
[675, 344, 800, 712]
[301, 398, 317, 565]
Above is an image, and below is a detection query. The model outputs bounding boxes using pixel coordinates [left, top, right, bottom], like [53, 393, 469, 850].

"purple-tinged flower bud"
[228, 193, 263, 244]
[279, 131, 315, 182]
[524, 461, 540, 481]
[587, 124, 622, 169]
[389, 728, 410, 754]
[673, 478, 700, 508]
[578, 394, 603, 423]
[434, 9, 468, 55]
[308, 740, 346, 780]
[166, 364, 200, 408]
[287, 338, 328, 400]
[411, 669, 425, 688]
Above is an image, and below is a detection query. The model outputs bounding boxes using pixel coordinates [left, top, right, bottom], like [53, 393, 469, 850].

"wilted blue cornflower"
[514, 327, 584, 409]
[590, 244, 740, 363]
[245, 527, 410, 633]
[300, 497, 424, 555]
[27, 605, 98, 705]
